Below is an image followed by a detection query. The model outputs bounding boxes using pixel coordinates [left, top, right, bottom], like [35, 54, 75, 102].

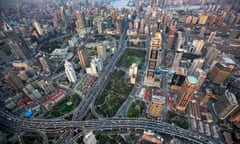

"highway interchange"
[0, 23, 217, 144]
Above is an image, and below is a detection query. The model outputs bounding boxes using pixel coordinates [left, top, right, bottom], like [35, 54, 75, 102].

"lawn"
[46, 94, 81, 118]
[167, 111, 188, 129]
[127, 100, 145, 117]
[95, 70, 133, 117]
[116, 49, 146, 69]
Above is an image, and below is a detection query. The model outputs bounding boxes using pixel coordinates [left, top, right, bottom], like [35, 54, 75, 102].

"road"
[0, 109, 216, 144]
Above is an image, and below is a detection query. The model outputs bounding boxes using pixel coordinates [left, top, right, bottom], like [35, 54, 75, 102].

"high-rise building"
[208, 14, 217, 26]
[170, 67, 187, 90]
[208, 56, 235, 84]
[175, 31, 184, 49]
[83, 131, 97, 144]
[216, 12, 227, 26]
[32, 19, 43, 36]
[214, 90, 238, 120]
[97, 43, 107, 61]
[107, 15, 112, 29]
[37, 80, 55, 95]
[200, 88, 214, 105]
[129, 63, 138, 84]
[134, 17, 140, 30]
[77, 49, 90, 69]
[192, 40, 204, 54]
[144, 32, 162, 87]
[148, 89, 165, 118]
[194, 68, 207, 90]
[171, 50, 183, 70]
[97, 17, 104, 34]
[75, 11, 86, 29]
[5, 71, 24, 91]
[185, 16, 192, 24]
[189, 58, 204, 75]
[208, 31, 216, 43]
[176, 76, 198, 111]
[60, 4, 70, 28]
[199, 27, 206, 37]
[204, 44, 219, 66]
[39, 55, 52, 73]
[191, 17, 198, 24]
[198, 15, 208, 25]
[140, 18, 145, 34]
[3, 22, 31, 60]
[64, 60, 77, 83]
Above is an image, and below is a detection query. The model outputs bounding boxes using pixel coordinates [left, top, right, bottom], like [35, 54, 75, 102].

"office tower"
[199, 26, 206, 37]
[87, 56, 103, 76]
[208, 14, 217, 26]
[32, 19, 43, 36]
[37, 80, 55, 95]
[64, 60, 77, 83]
[144, 32, 162, 87]
[165, 26, 175, 51]
[208, 31, 216, 43]
[5, 71, 24, 91]
[97, 18, 104, 34]
[19, 70, 29, 81]
[204, 44, 218, 66]
[170, 67, 187, 90]
[77, 49, 90, 69]
[83, 131, 97, 144]
[134, 17, 140, 30]
[189, 58, 204, 75]
[107, 15, 112, 29]
[97, 43, 107, 61]
[171, 51, 183, 70]
[116, 16, 124, 33]
[198, 15, 208, 25]
[60, 2, 70, 28]
[214, 90, 238, 120]
[185, 28, 191, 43]
[75, 11, 86, 29]
[3, 22, 31, 60]
[208, 56, 235, 84]
[191, 17, 198, 24]
[39, 55, 52, 73]
[140, 18, 145, 34]
[129, 63, 138, 84]
[194, 68, 207, 90]
[148, 89, 165, 118]
[176, 76, 198, 111]
[193, 40, 204, 54]
[216, 12, 227, 26]
[200, 88, 214, 105]
[175, 31, 184, 49]
[110, 8, 115, 24]
[185, 16, 192, 24]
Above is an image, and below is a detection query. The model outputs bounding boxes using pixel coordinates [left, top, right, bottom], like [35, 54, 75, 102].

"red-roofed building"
[17, 97, 32, 106]
[42, 91, 65, 110]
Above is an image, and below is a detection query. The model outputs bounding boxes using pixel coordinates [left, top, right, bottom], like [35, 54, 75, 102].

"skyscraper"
[204, 44, 218, 66]
[5, 71, 24, 91]
[198, 15, 208, 25]
[176, 76, 198, 111]
[170, 67, 187, 90]
[129, 63, 138, 84]
[148, 89, 165, 118]
[208, 57, 235, 84]
[193, 68, 207, 90]
[171, 51, 183, 70]
[144, 32, 162, 87]
[208, 31, 216, 43]
[200, 88, 214, 106]
[97, 43, 107, 61]
[3, 22, 31, 60]
[192, 40, 204, 55]
[214, 90, 238, 120]
[188, 58, 204, 75]
[77, 49, 90, 69]
[39, 55, 52, 73]
[32, 19, 43, 36]
[64, 60, 77, 83]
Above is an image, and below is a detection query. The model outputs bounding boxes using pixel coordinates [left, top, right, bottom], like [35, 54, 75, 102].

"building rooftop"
[188, 76, 198, 84]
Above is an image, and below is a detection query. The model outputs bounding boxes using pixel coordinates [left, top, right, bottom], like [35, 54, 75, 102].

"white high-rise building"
[83, 131, 97, 144]
[129, 63, 138, 84]
[64, 60, 77, 83]
[189, 58, 204, 75]
[193, 68, 207, 90]
[171, 51, 183, 70]
[86, 56, 103, 77]
[97, 43, 107, 61]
